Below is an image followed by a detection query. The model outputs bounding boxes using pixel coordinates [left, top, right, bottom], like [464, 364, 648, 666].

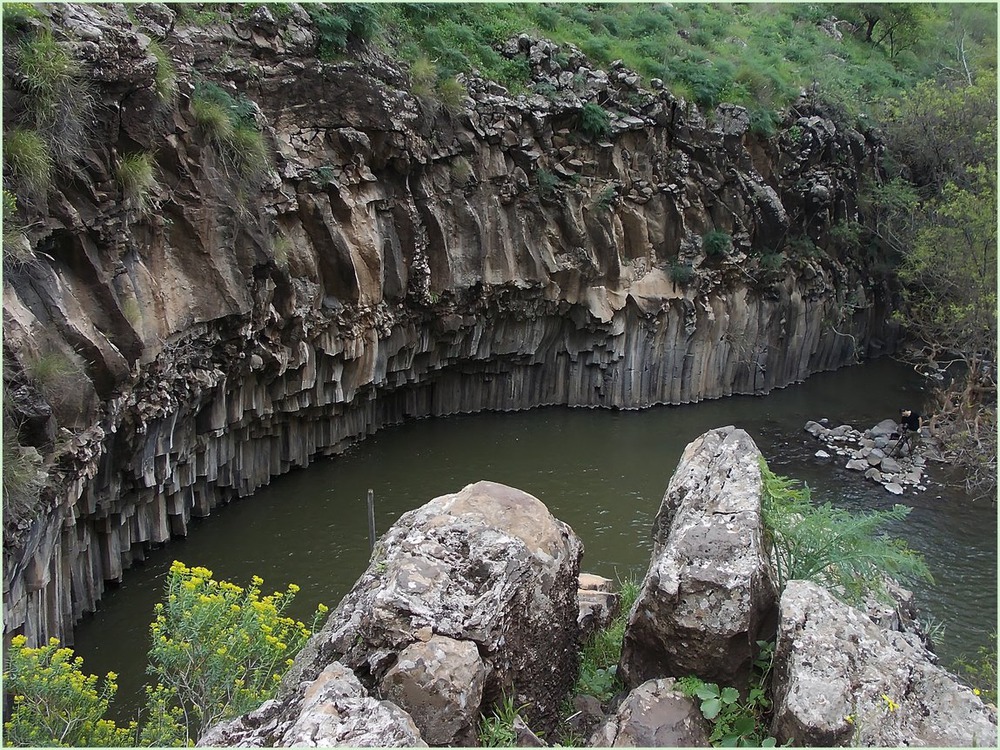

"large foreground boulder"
[771, 580, 997, 747]
[619, 427, 777, 689]
[285, 480, 583, 741]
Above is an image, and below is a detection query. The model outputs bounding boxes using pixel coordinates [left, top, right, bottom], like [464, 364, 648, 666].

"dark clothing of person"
[901, 411, 922, 432]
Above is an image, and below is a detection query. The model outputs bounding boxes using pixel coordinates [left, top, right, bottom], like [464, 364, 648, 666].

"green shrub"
[536, 168, 560, 198]
[703, 230, 732, 257]
[478, 693, 527, 747]
[191, 83, 269, 184]
[2, 562, 325, 746]
[2, 189, 33, 268]
[3, 128, 53, 203]
[579, 101, 612, 139]
[272, 234, 292, 268]
[24, 349, 83, 405]
[759, 252, 784, 272]
[760, 459, 933, 604]
[954, 632, 997, 705]
[450, 157, 474, 185]
[2, 428, 45, 522]
[148, 39, 177, 102]
[226, 124, 270, 182]
[787, 235, 820, 257]
[3, 2, 43, 28]
[436, 76, 467, 113]
[669, 261, 696, 285]
[677, 641, 778, 747]
[116, 152, 158, 215]
[594, 185, 616, 212]
[307, 3, 382, 60]
[191, 95, 235, 144]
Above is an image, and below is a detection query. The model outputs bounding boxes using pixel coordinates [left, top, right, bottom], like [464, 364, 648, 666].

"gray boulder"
[770, 580, 997, 747]
[589, 678, 712, 746]
[306, 480, 583, 737]
[200, 661, 426, 747]
[619, 426, 777, 689]
[379, 635, 486, 746]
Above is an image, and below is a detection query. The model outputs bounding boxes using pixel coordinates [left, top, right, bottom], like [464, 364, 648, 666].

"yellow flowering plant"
[2, 636, 136, 747]
[2, 562, 326, 747]
[146, 561, 327, 739]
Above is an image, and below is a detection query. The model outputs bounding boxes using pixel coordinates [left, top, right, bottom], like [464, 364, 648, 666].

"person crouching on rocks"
[895, 408, 923, 455]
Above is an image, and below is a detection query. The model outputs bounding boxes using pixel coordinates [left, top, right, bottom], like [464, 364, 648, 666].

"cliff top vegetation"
[278, 2, 996, 133]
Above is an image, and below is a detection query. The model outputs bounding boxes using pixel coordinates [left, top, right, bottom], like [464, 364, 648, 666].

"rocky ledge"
[200, 427, 994, 747]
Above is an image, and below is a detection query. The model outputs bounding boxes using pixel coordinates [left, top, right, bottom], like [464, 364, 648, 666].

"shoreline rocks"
[804, 418, 937, 495]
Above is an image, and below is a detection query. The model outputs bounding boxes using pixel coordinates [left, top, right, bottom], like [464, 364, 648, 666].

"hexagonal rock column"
[770, 580, 998, 747]
[318, 480, 583, 738]
[619, 426, 777, 689]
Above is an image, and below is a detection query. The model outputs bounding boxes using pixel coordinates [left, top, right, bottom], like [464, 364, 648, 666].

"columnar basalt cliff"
[2, 4, 899, 645]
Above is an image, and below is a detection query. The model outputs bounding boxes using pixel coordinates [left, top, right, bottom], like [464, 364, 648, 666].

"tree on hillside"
[885, 71, 997, 194]
[840, 3, 929, 58]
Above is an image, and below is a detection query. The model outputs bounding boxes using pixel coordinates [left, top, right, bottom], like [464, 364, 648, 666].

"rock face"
[770, 580, 997, 747]
[619, 427, 776, 689]
[282, 481, 581, 739]
[589, 678, 712, 747]
[200, 661, 427, 747]
[3, 4, 900, 646]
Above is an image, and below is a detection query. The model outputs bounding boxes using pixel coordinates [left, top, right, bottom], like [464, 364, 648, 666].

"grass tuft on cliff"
[3, 128, 53, 207]
[16, 30, 73, 121]
[191, 82, 270, 185]
[148, 39, 178, 102]
[116, 152, 158, 215]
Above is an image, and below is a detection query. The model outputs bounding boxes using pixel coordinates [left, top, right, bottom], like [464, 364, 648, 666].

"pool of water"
[72, 358, 997, 721]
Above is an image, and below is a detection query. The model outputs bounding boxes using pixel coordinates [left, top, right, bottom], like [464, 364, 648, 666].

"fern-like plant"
[579, 102, 611, 139]
[703, 229, 732, 257]
[759, 458, 933, 605]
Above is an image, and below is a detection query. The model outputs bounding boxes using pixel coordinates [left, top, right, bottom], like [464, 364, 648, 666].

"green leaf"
[721, 686, 740, 704]
[701, 697, 722, 720]
[719, 734, 740, 747]
[732, 714, 757, 735]
[696, 683, 721, 700]
[761, 738, 777, 747]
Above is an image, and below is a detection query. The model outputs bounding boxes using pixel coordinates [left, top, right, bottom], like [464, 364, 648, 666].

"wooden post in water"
[366, 488, 376, 553]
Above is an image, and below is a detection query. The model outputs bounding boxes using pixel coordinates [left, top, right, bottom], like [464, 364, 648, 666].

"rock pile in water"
[804, 418, 937, 495]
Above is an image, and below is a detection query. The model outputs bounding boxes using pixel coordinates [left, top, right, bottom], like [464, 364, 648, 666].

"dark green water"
[72, 358, 997, 721]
